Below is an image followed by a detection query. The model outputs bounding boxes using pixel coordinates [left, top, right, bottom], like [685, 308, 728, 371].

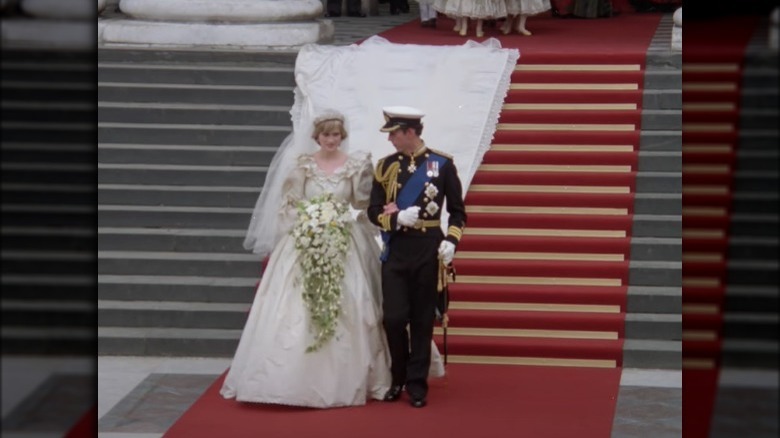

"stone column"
[1, 0, 93, 49]
[671, 7, 681, 51]
[98, 0, 334, 50]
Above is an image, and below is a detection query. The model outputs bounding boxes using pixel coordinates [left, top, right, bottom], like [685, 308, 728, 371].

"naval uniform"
[368, 145, 466, 400]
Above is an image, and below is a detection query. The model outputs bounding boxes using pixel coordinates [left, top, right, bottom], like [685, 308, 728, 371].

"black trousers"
[388, 0, 410, 13]
[381, 235, 439, 399]
[326, 0, 362, 15]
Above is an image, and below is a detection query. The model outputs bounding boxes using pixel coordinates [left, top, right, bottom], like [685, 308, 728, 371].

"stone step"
[97, 123, 290, 146]
[3, 183, 95, 205]
[3, 326, 94, 355]
[98, 326, 240, 356]
[637, 151, 681, 172]
[98, 82, 295, 106]
[97, 62, 295, 87]
[98, 228, 247, 253]
[632, 214, 681, 238]
[736, 150, 780, 171]
[97, 163, 267, 187]
[730, 213, 779, 238]
[728, 239, 779, 262]
[630, 237, 681, 261]
[2, 249, 92, 276]
[732, 171, 780, 192]
[2, 103, 94, 124]
[625, 313, 681, 340]
[727, 259, 780, 286]
[622, 339, 680, 369]
[96, 48, 297, 65]
[641, 109, 681, 131]
[639, 130, 680, 151]
[98, 251, 263, 277]
[725, 285, 779, 313]
[98, 205, 252, 229]
[741, 88, 779, 109]
[98, 144, 277, 166]
[721, 339, 778, 369]
[98, 102, 292, 126]
[2, 299, 95, 328]
[635, 171, 681, 193]
[732, 192, 779, 214]
[96, 204, 682, 236]
[2, 142, 95, 164]
[723, 312, 779, 340]
[642, 69, 681, 89]
[98, 274, 257, 304]
[642, 90, 681, 110]
[627, 286, 680, 314]
[629, 261, 680, 287]
[740, 108, 779, 130]
[2, 273, 94, 301]
[634, 193, 680, 215]
[2, 226, 94, 251]
[97, 326, 684, 368]
[97, 184, 260, 208]
[96, 299, 681, 341]
[738, 129, 779, 150]
[2, 123, 95, 143]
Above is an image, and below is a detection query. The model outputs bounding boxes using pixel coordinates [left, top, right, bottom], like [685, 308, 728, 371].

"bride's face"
[317, 130, 343, 152]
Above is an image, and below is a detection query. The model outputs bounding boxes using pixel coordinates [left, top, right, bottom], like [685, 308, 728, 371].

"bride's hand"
[383, 203, 399, 214]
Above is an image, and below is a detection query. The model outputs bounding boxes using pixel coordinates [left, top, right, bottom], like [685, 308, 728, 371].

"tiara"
[313, 110, 345, 126]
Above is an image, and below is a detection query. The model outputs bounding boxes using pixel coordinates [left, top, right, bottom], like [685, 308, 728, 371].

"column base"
[98, 18, 335, 51]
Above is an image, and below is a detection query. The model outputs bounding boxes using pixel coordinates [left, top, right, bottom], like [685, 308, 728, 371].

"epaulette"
[428, 148, 453, 160]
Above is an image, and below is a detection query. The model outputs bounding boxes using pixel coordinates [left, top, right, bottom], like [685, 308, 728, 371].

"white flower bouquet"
[291, 193, 351, 352]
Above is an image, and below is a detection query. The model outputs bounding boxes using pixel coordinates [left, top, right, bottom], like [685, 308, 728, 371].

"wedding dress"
[222, 151, 444, 408]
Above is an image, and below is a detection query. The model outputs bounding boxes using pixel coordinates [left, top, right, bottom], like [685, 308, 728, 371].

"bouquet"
[291, 193, 351, 352]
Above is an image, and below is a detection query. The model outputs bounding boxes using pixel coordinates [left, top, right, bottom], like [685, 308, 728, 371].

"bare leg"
[516, 14, 532, 36]
[453, 15, 462, 32]
[476, 19, 484, 37]
[500, 15, 513, 35]
[459, 16, 468, 36]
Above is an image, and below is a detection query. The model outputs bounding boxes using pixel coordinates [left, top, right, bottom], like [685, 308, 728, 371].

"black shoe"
[410, 396, 427, 408]
[347, 12, 366, 17]
[383, 385, 403, 402]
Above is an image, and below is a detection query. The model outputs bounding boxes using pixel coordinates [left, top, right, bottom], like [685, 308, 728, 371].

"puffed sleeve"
[276, 160, 306, 237]
[350, 152, 374, 210]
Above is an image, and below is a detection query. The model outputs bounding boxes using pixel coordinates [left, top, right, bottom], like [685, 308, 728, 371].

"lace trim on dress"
[298, 151, 369, 184]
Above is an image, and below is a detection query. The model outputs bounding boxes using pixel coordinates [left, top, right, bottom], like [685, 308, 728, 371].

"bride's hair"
[312, 110, 348, 141]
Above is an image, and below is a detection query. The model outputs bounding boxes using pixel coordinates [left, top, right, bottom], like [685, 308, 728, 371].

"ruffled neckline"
[298, 151, 369, 181]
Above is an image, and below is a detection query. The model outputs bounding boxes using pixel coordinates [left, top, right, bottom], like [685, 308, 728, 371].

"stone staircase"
[1, 48, 96, 354]
[96, 25, 688, 368]
[97, 49, 296, 355]
[720, 29, 778, 369]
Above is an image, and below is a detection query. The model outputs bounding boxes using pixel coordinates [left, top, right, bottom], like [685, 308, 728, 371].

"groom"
[368, 106, 466, 408]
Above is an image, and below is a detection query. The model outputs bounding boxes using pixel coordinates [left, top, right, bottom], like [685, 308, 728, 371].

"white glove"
[397, 206, 420, 228]
[438, 241, 456, 265]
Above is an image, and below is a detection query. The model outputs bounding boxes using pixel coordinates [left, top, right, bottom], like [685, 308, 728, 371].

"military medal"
[427, 160, 439, 178]
[408, 161, 417, 173]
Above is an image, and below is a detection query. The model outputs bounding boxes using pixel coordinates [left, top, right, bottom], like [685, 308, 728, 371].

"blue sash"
[380, 154, 447, 261]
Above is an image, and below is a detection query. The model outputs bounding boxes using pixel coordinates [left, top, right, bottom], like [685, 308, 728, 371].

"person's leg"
[326, 0, 341, 16]
[346, 0, 365, 16]
[516, 14, 532, 35]
[381, 255, 411, 392]
[404, 241, 439, 402]
[476, 18, 484, 37]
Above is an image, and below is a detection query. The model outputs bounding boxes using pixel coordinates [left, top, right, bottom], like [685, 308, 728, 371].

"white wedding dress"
[221, 151, 392, 408]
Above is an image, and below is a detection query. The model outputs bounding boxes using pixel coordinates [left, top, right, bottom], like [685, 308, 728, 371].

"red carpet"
[377, 11, 662, 63]
[681, 14, 761, 438]
[164, 365, 621, 438]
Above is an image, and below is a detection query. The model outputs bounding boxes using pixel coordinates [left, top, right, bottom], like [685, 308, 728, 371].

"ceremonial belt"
[410, 219, 441, 230]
